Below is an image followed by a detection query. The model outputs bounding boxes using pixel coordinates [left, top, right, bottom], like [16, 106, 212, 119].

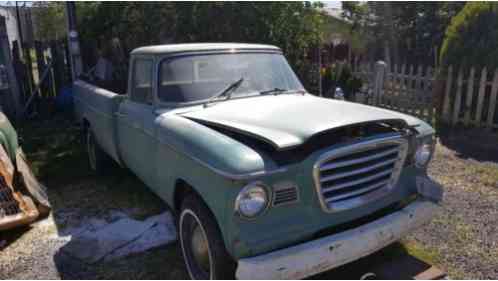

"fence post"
[464, 67, 475, 127]
[423, 67, 433, 122]
[373, 61, 387, 106]
[475, 67, 487, 127]
[442, 66, 453, 123]
[0, 16, 22, 123]
[486, 68, 498, 130]
[452, 68, 464, 126]
[414, 65, 424, 117]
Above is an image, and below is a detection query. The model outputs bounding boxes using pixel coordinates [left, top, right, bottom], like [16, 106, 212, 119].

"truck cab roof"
[130, 43, 281, 56]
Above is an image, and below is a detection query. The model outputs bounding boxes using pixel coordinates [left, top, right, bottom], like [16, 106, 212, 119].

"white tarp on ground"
[61, 212, 177, 264]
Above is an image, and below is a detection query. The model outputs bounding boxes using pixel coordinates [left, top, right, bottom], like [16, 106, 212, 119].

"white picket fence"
[352, 61, 498, 130]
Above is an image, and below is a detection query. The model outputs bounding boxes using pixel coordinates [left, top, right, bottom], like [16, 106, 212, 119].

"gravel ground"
[410, 137, 498, 279]
[1, 117, 497, 279]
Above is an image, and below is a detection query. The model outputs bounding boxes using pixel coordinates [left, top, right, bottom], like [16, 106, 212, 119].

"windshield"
[158, 53, 304, 104]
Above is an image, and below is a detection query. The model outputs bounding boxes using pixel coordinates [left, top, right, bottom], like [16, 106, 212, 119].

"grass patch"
[401, 240, 440, 265]
[470, 164, 498, 188]
[19, 114, 90, 186]
[18, 114, 166, 224]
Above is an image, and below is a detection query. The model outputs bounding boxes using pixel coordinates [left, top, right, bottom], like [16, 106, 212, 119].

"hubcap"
[180, 210, 212, 279]
[191, 224, 210, 273]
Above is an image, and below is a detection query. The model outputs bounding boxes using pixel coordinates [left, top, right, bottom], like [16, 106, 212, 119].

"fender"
[156, 114, 278, 179]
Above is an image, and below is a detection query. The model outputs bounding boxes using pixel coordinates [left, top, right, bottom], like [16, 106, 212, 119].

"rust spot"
[0, 146, 39, 231]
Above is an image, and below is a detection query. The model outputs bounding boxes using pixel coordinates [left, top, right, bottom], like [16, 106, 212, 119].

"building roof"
[131, 43, 281, 55]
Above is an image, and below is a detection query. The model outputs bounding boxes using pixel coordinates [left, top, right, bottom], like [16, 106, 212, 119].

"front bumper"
[236, 198, 439, 279]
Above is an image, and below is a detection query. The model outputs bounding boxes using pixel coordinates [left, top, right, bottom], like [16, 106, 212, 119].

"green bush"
[440, 3, 498, 69]
[321, 63, 362, 100]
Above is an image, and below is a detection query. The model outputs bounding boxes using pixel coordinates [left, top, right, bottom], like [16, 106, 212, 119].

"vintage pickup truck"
[74, 43, 442, 279]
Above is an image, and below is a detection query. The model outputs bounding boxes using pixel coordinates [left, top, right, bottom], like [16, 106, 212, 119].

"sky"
[322, 1, 342, 9]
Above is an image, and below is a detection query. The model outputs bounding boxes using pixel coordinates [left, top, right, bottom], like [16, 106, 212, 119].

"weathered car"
[0, 110, 50, 231]
[73, 43, 443, 279]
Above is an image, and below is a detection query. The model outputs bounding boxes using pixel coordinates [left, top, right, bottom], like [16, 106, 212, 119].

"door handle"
[115, 112, 128, 118]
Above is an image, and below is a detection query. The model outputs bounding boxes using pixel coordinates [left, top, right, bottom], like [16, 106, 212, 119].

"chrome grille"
[0, 177, 21, 218]
[313, 135, 408, 212]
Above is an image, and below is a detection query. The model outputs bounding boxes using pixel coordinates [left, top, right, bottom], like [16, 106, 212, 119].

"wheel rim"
[87, 130, 96, 171]
[180, 209, 213, 279]
[191, 223, 211, 273]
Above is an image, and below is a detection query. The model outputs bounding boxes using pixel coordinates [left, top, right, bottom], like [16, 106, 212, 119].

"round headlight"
[415, 137, 434, 168]
[235, 183, 268, 218]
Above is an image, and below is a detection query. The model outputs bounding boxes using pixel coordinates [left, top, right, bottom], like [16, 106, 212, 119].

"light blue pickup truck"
[74, 43, 442, 279]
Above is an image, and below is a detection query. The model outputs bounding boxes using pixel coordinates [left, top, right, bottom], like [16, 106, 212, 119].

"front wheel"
[179, 194, 236, 279]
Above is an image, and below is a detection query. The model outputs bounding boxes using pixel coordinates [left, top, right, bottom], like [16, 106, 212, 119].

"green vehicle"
[74, 43, 442, 279]
[0, 110, 50, 231]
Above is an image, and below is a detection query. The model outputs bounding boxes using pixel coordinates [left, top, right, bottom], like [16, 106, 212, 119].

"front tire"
[179, 194, 236, 280]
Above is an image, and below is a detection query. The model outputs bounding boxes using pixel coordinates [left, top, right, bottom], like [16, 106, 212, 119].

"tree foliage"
[73, 2, 325, 86]
[32, 2, 67, 41]
[440, 3, 498, 69]
[345, 2, 464, 66]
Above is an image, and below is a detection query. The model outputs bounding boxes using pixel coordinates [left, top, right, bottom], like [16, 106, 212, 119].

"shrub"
[321, 63, 362, 100]
[440, 3, 498, 69]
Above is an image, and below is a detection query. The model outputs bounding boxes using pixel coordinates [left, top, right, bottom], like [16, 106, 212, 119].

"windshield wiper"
[204, 77, 244, 107]
[259, 88, 289, 95]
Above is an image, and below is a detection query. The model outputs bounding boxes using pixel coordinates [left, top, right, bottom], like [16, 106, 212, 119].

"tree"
[32, 2, 67, 41]
[440, 3, 498, 69]
[74, 2, 326, 90]
[347, 1, 465, 66]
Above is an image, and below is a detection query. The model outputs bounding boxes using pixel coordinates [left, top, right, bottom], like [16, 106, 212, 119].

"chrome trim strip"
[319, 158, 397, 182]
[325, 179, 390, 203]
[313, 134, 408, 213]
[321, 168, 394, 191]
[319, 147, 399, 171]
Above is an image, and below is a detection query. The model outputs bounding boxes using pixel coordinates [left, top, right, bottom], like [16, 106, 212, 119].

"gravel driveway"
[410, 135, 498, 279]
[1, 117, 497, 279]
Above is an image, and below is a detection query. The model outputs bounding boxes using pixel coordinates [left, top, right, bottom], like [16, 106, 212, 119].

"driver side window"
[131, 58, 153, 105]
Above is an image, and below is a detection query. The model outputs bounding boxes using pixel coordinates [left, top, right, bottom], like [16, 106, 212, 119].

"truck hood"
[180, 94, 426, 150]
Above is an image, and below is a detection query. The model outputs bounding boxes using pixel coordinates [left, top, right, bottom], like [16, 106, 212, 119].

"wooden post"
[475, 67, 487, 127]
[389, 64, 398, 108]
[373, 61, 387, 106]
[464, 67, 475, 127]
[66, 2, 83, 81]
[486, 68, 498, 130]
[452, 68, 464, 126]
[442, 66, 453, 123]
[423, 67, 433, 122]
[397, 64, 406, 111]
[34, 41, 47, 98]
[406, 65, 414, 114]
[51, 40, 67, 94]
[0, 16, 22, 123]
[415, 66, 424, 117]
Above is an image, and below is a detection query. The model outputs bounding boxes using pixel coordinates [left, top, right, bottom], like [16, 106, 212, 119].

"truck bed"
[73, 80, 126, 165]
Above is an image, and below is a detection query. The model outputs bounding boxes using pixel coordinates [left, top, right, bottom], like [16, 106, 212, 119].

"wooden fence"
[352, 61, 498, 130]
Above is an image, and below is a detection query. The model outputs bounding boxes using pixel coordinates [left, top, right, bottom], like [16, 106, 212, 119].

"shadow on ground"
[6, 114, 441, 279]
[438, 126, 498, 163]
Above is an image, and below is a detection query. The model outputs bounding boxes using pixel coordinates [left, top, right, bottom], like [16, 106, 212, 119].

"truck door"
[117, 57, 156, 186]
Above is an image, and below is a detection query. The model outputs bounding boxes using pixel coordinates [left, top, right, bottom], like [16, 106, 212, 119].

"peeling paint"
[236, 200, 439, 280]
[0, 146, 48, 231]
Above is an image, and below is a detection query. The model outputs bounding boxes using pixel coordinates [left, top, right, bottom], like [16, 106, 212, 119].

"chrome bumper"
[236, 199, 440, 279]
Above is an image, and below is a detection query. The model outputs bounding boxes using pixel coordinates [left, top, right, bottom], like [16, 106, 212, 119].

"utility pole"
[65, 2, 83, 81]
